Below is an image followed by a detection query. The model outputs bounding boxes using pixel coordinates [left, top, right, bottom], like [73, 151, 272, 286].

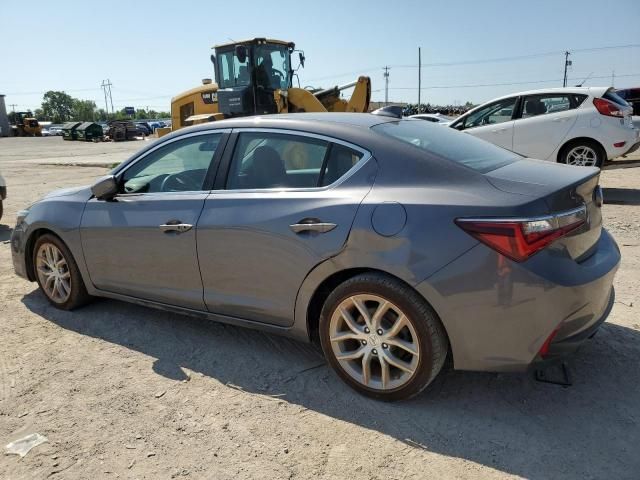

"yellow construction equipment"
[159, 38, 371, 136]
[11, 111, 42, 137]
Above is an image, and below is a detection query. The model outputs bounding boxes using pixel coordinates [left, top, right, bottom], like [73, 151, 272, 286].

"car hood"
[42, 185, 92, 200]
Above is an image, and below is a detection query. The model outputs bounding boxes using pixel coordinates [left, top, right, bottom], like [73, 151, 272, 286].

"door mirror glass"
[91, 175, 118, 201]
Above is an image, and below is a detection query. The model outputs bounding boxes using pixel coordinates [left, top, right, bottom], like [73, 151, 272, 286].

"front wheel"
[33, 234, 92, 310]
[319, 273, 448, 401]
[559, 140, 605, 168]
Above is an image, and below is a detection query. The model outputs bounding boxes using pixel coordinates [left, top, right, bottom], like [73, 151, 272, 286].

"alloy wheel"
[566, 145, 598, 167]
[36, 243, 71, 303]
[329, 294, 420, 391]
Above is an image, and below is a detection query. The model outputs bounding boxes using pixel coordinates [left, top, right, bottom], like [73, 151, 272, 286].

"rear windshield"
[603, 89, 630, 107]
[371, 120, 519, 173]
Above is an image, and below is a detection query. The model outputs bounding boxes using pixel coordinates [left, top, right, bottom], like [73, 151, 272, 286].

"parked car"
[48, 126, 64, 136]
[616, 87, 640, 116]
[408, 113, 454, 125]
[135, 122, 153, 136]
[41, 128, 51, 136]
[450, 87, 640, 167]
[0, 171, 5, 221]
[11, 113, 620, 400]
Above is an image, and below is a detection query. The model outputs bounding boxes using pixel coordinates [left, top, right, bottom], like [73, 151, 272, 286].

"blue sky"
[2, 0, 639, 112]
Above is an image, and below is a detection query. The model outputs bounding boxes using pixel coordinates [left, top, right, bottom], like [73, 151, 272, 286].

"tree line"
[19, 91, 170, 123]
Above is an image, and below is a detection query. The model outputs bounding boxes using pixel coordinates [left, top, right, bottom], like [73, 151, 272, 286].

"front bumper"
[11, 221, 30, 280]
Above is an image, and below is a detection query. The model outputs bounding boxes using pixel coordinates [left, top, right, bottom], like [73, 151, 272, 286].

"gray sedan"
[11, 113, 620, 401]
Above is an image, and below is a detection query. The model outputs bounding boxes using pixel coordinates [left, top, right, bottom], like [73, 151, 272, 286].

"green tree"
[41, 91, 75, 123]
[73, 99, 97, 121]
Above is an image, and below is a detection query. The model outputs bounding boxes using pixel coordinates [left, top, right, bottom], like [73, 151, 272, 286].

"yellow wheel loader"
[11, 111, 42, 137]
[159, 38, 371, 136]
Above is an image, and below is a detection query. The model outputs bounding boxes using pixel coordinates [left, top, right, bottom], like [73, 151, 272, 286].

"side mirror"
[91, 175, 118, 201]
[452, 122, 465, 131]
[235, 45, 247, 63]
[299, 52, 305, 68]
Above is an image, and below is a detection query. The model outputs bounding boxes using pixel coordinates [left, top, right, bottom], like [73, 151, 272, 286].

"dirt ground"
[1, 137, 639, 480]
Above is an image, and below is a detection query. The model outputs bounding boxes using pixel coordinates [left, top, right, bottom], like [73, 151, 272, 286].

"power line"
[386, 72, 640, 90]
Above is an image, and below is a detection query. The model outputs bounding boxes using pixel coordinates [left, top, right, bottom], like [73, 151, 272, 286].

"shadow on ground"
[22, 291, 640, 479]
[603, 187, 640, 206]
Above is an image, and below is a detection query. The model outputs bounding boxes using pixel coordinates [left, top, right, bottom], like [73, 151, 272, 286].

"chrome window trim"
[114, 129, 231, 197]
[213, 127, 373, 194]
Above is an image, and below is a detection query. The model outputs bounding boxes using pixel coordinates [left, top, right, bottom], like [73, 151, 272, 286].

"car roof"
[474, 86, 608, 105]
[180, 112, 396, 135]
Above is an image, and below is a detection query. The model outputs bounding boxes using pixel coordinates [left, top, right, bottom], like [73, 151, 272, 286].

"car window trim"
[114, 129, 231, 197]
[213, 127, 372, 194]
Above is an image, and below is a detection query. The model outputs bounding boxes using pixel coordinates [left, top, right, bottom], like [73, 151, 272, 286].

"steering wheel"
[161, 171, 201, 192]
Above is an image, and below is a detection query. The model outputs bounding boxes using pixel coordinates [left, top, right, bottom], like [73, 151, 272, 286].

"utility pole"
[383, 66, 390, 105]
[9, 104, 17, 113]
[107, 79, 114, 115]
[418, 47, 421, 110]
[101, 80, 110, 115]
[562, 51, 571, 87]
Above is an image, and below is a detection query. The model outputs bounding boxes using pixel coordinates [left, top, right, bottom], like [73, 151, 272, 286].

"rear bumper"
[622, 140, 640, 157]
[416, 229, 620, 373]
[532, 286, 614, 366]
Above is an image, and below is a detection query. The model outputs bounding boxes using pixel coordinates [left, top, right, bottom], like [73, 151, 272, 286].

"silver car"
[11, 113, 620, 400]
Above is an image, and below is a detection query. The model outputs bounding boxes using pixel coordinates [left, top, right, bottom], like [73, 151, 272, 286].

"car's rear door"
[80, 131, 228, 310]
[512, 93, 578, 160]
[197, 129, 376, 327]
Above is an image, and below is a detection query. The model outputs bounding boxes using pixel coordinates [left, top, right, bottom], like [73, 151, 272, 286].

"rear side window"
[521, 95, 571, 118]
[572, 94, 588, 107]
[226, 132, 364, 190]
[372, 120, 519, 173]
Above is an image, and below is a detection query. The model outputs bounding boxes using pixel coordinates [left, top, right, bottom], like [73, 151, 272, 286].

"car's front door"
[455, 97, 517, 151]
[197, 130, 376, 327]
[80, 131, 227, 310]
[512, 93, 578, 159]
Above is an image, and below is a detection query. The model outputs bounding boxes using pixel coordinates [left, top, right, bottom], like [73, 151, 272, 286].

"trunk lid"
[485, 159, 602, 261]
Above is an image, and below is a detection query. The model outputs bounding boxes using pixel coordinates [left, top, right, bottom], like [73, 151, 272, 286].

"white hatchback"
[450, 87, 640, 167]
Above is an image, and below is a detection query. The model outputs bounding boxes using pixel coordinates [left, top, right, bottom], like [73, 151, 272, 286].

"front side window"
[226, 132, 364, 190]
[521, 95, 571, 118]
[462, 97, 517, 129]
[122, 133, 222, 194]
[255, 45, 291, 90]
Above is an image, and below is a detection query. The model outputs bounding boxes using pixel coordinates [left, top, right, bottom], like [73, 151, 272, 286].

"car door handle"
[552, 117, 570, 122]
[289, 219, 337, 234]
[159, 221, 193, 233]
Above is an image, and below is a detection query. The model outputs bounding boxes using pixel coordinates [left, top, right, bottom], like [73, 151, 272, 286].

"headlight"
[16, 208, 31, 225]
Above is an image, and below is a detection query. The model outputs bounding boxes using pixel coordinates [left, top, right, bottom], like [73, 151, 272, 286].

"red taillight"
[593, 97, 624, 117]
[455, 206, 587, 262]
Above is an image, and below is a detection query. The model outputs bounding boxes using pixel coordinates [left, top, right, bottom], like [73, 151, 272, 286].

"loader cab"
[213, 38, 294, 117]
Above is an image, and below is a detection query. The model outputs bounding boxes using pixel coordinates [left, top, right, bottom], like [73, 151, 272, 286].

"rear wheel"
[319, 273, 448, 401]
[33, 234, 92, 310]
[559, 139, 605, 168]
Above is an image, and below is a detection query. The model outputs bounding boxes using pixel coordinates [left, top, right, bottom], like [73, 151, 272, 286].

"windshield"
[217, 49, 251, 89]
[255, 44, 291, 90]
[372, 120, 519, 173]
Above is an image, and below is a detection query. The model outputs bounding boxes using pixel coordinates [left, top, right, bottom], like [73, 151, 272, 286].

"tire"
[558, 139, 605, 168]
[0, 199, 3, 222]
[319, 273, 448, 401]
[32, 234, 92, 310]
